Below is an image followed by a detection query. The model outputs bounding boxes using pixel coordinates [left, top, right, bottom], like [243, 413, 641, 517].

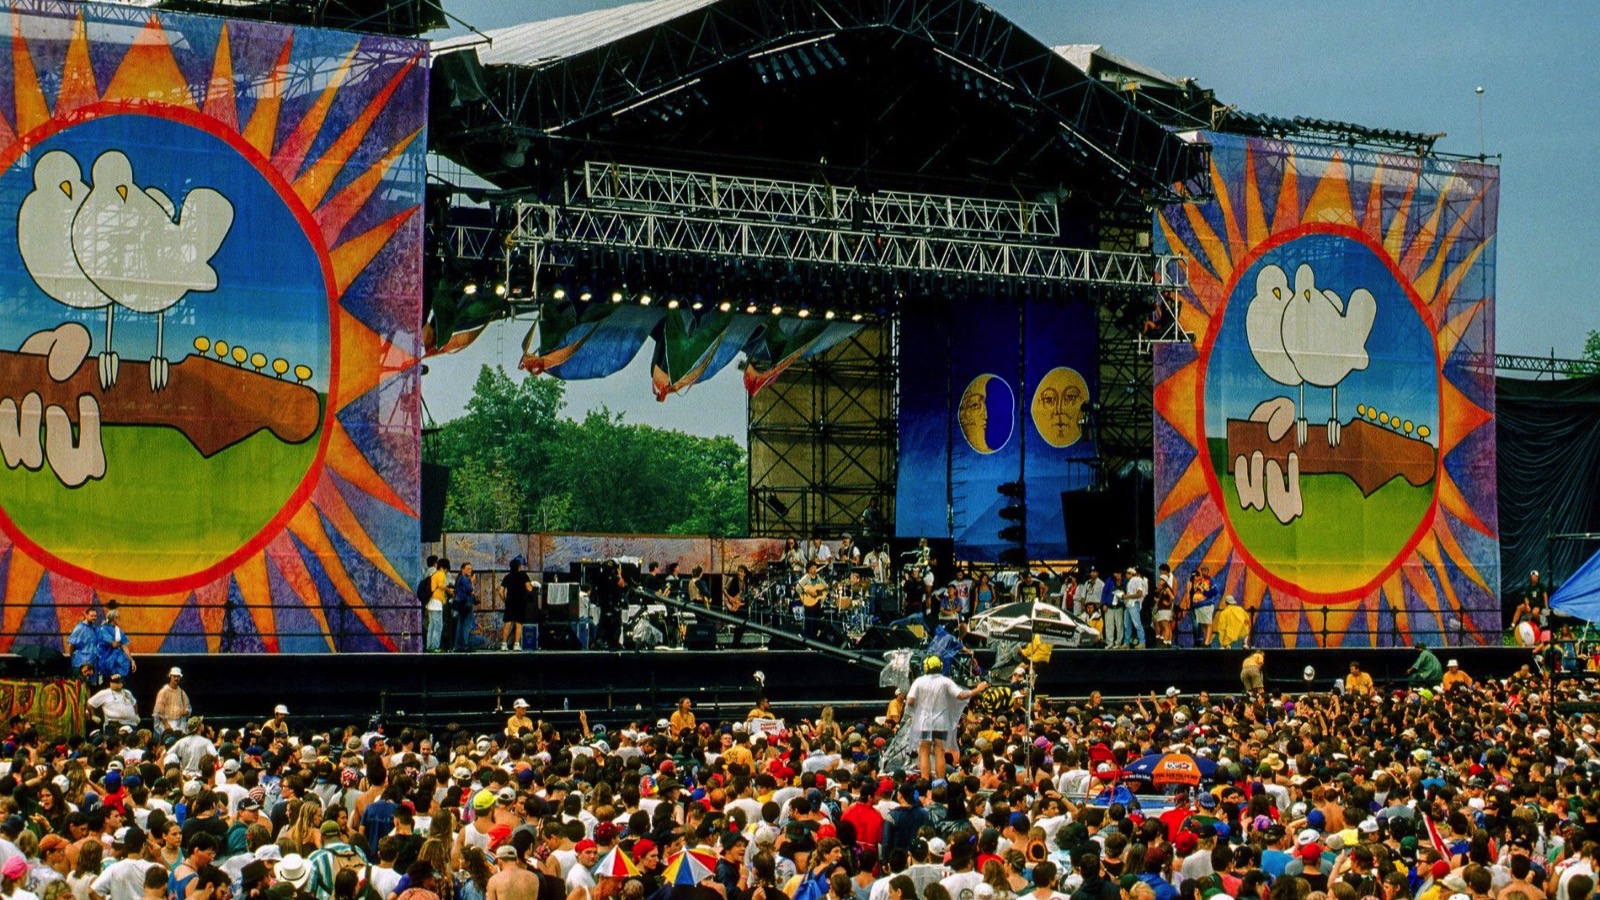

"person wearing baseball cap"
[153, 667, 191, 741]
[506, 700, 533, 737]
[566, 840, 600, 895]
[906, 656, 988, 781]
[489, 841, 539, 898]
[1442, 658, 1473, 691]
[1122, 565, 1148, 648]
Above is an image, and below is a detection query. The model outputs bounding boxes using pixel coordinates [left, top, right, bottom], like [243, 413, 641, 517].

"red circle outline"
[1192, 222, 1442, 605]
[0, 101, 340, 596]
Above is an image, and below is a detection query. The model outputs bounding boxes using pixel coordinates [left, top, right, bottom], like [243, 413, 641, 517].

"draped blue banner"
[897, 298, 1098, 561]
[1023, 299, 1099, 558]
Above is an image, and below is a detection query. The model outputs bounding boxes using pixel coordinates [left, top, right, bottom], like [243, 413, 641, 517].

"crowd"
[15, 643, 1600, 900]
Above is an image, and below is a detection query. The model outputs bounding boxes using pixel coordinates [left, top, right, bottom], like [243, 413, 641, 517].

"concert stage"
[107, 645, 1535, 734]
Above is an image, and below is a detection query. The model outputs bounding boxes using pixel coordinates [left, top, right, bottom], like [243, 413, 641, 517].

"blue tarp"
[1552, 548, 1600, 622]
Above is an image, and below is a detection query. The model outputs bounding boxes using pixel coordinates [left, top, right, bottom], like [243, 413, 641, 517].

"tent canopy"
[1552, 547, 1600, 623]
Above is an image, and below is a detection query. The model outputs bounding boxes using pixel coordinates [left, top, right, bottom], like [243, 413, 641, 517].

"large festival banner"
[898, 298, 1096, 561]
[1153, 133, 1499, 647]
[0, 2, 427, 653]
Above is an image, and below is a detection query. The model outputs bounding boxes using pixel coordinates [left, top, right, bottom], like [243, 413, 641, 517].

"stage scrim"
[897, 299, 1098, 561]
[0, 2, 427, 652]
[1152, 133, 1499, 647]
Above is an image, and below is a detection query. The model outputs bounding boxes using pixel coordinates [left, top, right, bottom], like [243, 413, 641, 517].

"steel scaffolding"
[747, 325, 898, 538]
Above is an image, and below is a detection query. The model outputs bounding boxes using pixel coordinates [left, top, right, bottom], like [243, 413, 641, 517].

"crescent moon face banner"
[1152, 132, 1499, 648]
[897, 297, 1098, 561]
[0, 1, 426, 653]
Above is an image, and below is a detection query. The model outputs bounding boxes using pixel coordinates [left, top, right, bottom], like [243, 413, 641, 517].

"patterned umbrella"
[662, 849, 718, 886]
[594, 847, 639, 879]
[1120, 752, 1216, 787]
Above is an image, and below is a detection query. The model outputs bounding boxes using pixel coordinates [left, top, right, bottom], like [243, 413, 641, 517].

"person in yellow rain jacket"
[1213, 595, 1252, 649]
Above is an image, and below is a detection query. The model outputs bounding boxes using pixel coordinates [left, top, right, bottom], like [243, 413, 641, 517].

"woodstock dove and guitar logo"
[18, 148, 234, 392]
[0, 147, 319, 490]
[1226, 262, 1435, 525]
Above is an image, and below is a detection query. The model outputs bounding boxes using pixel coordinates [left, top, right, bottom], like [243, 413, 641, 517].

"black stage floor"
[80, 645, 1536, 734]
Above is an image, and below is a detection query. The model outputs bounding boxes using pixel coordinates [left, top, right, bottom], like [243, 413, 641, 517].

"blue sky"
[422, 0, 1599, 442]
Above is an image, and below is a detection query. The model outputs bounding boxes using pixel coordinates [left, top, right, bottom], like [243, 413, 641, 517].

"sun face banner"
[1153, 133, 1499, 647]
[897, 298, 1097, 560]
[0, 2, 426, 652]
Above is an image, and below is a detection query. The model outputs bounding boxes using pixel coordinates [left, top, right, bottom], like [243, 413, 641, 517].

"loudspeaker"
[856, 624, 923, 651]
[540, 624, 584, 650]
[431, 50, 488, 109]
[684, 620, 719, 650]
[420, 462, 450, 544]
[1061, 489, 1116, 561]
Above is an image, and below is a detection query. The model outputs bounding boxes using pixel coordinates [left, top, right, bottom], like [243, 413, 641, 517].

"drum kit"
[746, 562, 877, 639]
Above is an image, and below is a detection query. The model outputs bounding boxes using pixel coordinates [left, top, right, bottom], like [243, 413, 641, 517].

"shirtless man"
[487, 844, 540, 900]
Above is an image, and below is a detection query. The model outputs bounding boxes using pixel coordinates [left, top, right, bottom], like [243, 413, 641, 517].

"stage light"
[797, 307, 811, 318]
[824, 310, 836, 320]
[462, 282, 478, 296]
[691, 300, 704, 311]
[771, 304, 783, 315]
[552, 287, 566, 300]
[719, 301, 733, 312]
[579, 289, 593, 302]
[851, 312, 863, 322]
[746, 302, 759, 314]
[639, 293, 653, 305]
[667, 298, 680, 309]
[611, 291, 624, 303]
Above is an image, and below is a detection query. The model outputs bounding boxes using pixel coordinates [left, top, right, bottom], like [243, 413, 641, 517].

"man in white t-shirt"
[940, 842, 985, 900]
[565, 840, 599, 896]
[92, 827, 161, 900]
[89, 676, 140, 731]
[1122, 567, 1148, 649]
[905, 657, 987, 781]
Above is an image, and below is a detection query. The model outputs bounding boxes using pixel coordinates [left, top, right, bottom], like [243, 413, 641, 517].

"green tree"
[434, 370, 748, 536]
[1582, 329, 1600, 374]
[434, 366, 565, 532]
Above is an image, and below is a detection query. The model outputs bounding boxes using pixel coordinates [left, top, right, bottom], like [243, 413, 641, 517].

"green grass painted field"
[1207, 440, 1434, 593]
[0, 422, 319, 582]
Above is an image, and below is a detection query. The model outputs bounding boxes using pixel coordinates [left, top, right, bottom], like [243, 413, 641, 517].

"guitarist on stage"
[723, 565, 751, 647]
[797, 560, 830, 641]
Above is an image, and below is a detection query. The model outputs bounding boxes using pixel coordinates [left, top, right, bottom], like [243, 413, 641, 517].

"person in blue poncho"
[97, 601, 135, 680]
[65, 606, 107, 683]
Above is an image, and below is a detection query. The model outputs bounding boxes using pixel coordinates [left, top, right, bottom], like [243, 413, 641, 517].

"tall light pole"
[1476, 86, 1486, 159]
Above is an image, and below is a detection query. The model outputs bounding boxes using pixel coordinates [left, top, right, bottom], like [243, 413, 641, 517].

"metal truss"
[582, 162, 1061, 240]
[1459, 352, 1595, 380]
[1215, 109, 1444, 156]
[1138, 290, 1193, 350]
[442, 223, 501, 262]
[511, 164, 1186, 291]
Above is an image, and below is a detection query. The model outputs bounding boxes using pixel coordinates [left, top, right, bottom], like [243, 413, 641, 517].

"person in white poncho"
[904, 656, 987, 781]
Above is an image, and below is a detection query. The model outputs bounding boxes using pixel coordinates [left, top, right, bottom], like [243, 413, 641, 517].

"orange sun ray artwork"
[1152, 132, 1500, 648]
[0, 1, 427, 654]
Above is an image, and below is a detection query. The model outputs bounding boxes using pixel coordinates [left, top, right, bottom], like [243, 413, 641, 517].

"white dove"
[1245, 265, 1299, 386]
[17, 150, 121, 387]
[69, 150, 234, 391]
[1280, 263, 1377, 447]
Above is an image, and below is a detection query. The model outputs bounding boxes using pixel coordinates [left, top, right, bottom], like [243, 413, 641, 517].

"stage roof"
[429, 0, 1212, 208]
[435, 0, 722, 66]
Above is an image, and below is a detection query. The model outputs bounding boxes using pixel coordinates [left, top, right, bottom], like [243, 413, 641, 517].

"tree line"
[432, 366, 748, 536]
